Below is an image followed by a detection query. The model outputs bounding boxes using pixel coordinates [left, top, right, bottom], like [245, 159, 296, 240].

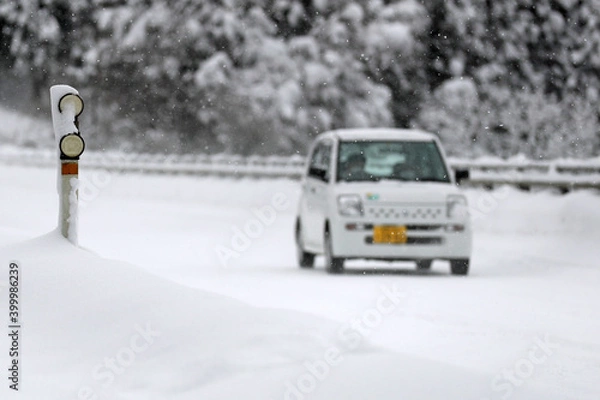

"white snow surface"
[0, 165, 599, 399]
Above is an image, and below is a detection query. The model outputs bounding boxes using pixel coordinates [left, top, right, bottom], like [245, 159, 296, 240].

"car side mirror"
[309, 167, 329, 182]
[454, 169, 469, 185]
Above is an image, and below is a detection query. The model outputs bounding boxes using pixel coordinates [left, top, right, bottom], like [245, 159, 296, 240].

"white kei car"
[295, 128, 472, 275]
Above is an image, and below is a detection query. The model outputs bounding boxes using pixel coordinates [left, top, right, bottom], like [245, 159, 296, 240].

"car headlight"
[338, 194, 363, 216]
[447, 194, 468, 219]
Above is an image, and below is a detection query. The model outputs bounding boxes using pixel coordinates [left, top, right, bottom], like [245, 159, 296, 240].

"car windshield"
[336, 140, 450, 183]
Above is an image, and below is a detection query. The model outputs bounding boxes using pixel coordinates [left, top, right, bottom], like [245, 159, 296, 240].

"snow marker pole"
[50, 85, 85, 244]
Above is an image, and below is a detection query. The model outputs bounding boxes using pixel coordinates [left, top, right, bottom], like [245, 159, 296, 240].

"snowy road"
[1, 165, 600, 399]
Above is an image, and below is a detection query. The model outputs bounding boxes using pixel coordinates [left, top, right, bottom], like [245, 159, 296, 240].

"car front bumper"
[330, 218, 472, 260]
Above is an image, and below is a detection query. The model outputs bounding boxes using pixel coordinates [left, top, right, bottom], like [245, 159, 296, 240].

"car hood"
[334, 181, 462, 204]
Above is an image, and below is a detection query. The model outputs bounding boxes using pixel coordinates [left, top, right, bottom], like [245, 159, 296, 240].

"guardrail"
[449, 157, 600, 192]
[1, 147, 599, 191]
[0, 147, 308, 179]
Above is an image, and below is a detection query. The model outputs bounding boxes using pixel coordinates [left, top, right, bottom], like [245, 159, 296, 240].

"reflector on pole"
[50, 85, 85, 244]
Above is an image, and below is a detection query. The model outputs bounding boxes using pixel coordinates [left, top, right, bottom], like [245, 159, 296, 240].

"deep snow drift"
[0, 230, 548, 400]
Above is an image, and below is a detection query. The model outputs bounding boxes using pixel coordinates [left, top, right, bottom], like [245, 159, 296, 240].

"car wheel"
[296, 221, 315, 268]
[416, 259, 433, 270]
[450, 259, 469, 276]
[324, 228, 344, 274]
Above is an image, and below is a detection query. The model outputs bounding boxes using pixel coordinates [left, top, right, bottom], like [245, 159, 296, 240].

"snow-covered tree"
[0, 0, 97, 103]
[0, 0, 598, 157]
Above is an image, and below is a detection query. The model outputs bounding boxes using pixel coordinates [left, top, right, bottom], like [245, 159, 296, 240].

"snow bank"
[467, 186, 600, 236]
[0, 230, 565, 400]
[0, 231, 334, 399]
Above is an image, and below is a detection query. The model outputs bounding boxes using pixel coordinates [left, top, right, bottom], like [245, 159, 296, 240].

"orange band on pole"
[61, 162, 78, 175]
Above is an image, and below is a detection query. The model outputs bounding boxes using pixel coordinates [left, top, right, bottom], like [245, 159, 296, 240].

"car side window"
[308, 141, 332, 182]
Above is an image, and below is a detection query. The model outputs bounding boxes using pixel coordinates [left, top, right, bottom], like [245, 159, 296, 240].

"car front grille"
[365, 204, 445, 221]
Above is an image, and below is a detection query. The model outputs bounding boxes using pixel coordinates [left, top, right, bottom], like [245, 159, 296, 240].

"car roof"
[316, 128, 438, 142]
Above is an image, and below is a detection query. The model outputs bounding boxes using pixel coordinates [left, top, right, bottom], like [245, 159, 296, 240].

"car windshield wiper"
[370, 176, 449, 183]
[339, 177, 379, 182]
[415, 176, 449, 183]
[372, 177, 410, 182]
[341, 176, 447, 183]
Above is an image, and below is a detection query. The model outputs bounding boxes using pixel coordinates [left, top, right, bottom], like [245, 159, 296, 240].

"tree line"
[0, 0, 598, 157]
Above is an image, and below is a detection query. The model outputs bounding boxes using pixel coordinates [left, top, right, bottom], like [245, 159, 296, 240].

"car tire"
[324, 228, 344, 274]
[296, 221, 315, 268]
[450, 259, 469, 276]
[416, 259, 433, 270]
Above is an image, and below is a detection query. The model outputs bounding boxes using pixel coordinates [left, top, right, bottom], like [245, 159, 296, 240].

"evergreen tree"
[0, 0, 598, 156]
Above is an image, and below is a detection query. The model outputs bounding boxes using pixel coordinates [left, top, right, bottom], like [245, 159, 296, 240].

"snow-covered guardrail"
[448, 157, 600, 192]
[0, 147, 307, 179]
[0, 147, 599, 191]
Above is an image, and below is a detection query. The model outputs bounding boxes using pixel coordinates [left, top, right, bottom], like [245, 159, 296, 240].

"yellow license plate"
[373, 225, 407, 244]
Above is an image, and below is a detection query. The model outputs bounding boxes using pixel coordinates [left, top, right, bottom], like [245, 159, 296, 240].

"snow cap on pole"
[50, 85, 84, 144]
